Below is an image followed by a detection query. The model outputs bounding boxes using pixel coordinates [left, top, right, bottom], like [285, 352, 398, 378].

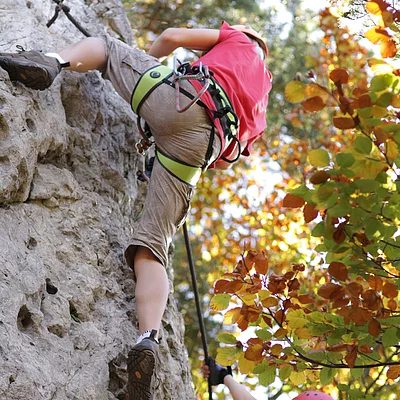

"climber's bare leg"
[59, 37, 106, 72]
[133, 246, 169, 337]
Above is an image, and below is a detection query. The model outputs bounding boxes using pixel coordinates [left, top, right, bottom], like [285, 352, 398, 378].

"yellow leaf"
[210, 294, 231, 311]
[366, 1, 383, 16]
[223, 308, 241, 325]
[294, 327, 313, 339]
[238, 352, 256, 374]
[284, 81, 306, 103]
[365, 26, 390, 44]
[241, 293, 257, 306]
[262, 296, 279, 308]
[270, 344, 283, 357]
[290, 371, 306, 386]
[386, 139, 399, 161]
[305, 83, 330, 102]
[391, 94, 400, 108]
[371, 105, 387, 118]
[274, 328, 288, 338]
[305, 369, 320, 381]
[216, 346, 241, 366]
[308, 149, 330, 168]
[368, 58, 394, 75]
[287, 310, 308, 329]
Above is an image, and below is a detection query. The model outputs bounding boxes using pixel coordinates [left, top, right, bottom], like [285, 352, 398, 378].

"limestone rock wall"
[0, 1, 194, 399]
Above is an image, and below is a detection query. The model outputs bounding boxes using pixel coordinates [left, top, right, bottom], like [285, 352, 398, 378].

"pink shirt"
[190, 21, 272, 167]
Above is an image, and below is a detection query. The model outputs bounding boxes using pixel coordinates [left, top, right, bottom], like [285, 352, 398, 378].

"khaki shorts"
[100, 35, 221, 268]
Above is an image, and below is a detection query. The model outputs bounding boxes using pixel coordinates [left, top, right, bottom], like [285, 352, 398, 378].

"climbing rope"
[47, 0, 91, 37]
[183, 221, 214, 399]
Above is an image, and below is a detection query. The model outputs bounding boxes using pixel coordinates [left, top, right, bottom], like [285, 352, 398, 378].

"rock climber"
[0, 21, 272, 399]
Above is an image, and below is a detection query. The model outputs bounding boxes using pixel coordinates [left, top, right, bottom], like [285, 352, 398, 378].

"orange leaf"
[388, 299, 397, 310]
[362, 289, 381, 310]
[303, 203, 319, 223]
[215, 279, 243, 294]
[387, 365, 400, 380]
[381, 38, 397, 58]
[382, 282, 398, 298]
[368, 318, 381, 337]
[310, 170, 330, 185]
[302, 96, 326, 112]
[346, 282, 363, 297]
[330, 68, 350, 84]
[369, 275, 383, 291]
[297, 294, 314, 304]
[282, 193, 305, 208]
[318, 283, 343, 300]
[359, 344, 373, 354]
[245, 250, 268, 275]
[333, 117, 356, 130]
[262, 296, 279, 308]
[345, 348, 358, 368]
[328, 262, 349, 281]
[356, 93, 372, 109]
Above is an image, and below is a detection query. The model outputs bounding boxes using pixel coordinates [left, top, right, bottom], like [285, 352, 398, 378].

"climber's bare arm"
[148, 28, 220, 59]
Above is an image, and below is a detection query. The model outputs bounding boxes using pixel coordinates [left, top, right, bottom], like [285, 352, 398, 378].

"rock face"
[0, 1, 194, 399]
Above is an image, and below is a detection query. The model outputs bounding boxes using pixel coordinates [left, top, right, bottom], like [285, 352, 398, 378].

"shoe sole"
[0, 57, 51, 91]
[127, 346, 155, 400]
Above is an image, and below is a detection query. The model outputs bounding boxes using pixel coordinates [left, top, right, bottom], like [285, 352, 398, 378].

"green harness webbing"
[131, 64, 238, 187]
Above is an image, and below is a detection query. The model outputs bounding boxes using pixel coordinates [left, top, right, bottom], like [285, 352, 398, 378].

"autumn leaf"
[245, 250, 269, 275]
[382, 282, 398, 298]
[366, 0, 385, 16]
[328, 261, 349, 281]
[214, 279, 243, 294]
[333, 117, 356, 129]
[303, 203, 319, 223]
[302, 96, 326, 112]
[223, 307, 241, 325]
[285, 81, 306, 103]
[282, 194, 305, 208]
[369, 319, 382, 337]
[261, 296, 279, 308]
[387, 365, 400, 380]
[345, 348, 358, 368]
[330, 68, 350, 84]
[380, 39, 397, 58]
[365, 26, 390, 44]
[310, 170, 330, 185]
[318, 283, 343, 300]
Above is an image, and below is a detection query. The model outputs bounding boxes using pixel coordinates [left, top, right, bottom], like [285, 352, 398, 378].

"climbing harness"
[131, 58, 240, 186]
[47, 0, 91, 37]
[183, 222, 214, 400]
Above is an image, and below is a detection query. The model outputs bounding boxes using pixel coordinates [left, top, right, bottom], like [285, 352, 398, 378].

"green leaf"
[258, 366, 276, 386]
[311, 221, 325, 237]
[364, 118, 383, 127]
[354, 136, 372, 154]
[210, 294, 231, 311]
[382, 327, 400, 348]
[289, 184, 310, 196]
[370, 74, 394, 92]
[355, 179, 380, 193]
[309, 149, 330, 168]
[217, 332, 238, 345]
[350, 367, 364, 379]
[216, 346, 241, 366]
[377, 92, 393, 107]
[320, 367, 337, 385]
[255, 329, 273, 341]
[279, 365, 292, 381]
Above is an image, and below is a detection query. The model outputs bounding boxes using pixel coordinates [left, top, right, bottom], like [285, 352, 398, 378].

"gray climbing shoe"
[127, 330, 159, 400]
[0, 48, 68, 90]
